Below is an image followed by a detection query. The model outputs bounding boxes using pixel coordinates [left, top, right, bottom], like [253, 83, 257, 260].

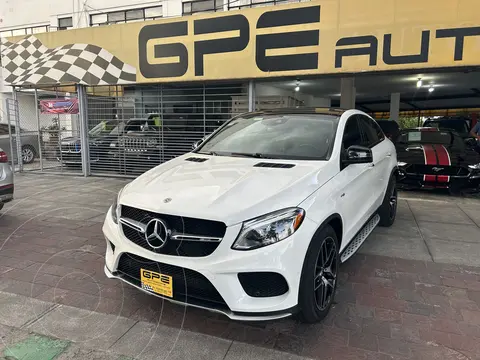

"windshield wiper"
[198, 151, 221, 156]
[230, 152, 267, 158]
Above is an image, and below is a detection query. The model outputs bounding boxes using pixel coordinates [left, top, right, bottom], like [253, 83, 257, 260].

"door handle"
[386, 153, 392, 157]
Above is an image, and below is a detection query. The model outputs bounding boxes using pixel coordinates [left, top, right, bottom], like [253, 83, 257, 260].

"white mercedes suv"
[103, 108, 398, 323]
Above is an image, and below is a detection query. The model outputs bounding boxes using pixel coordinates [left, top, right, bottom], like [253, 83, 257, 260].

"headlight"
[469, 163, 480, 170]
[232, 208, 305, 251]
[398, 162, 407, 167]
[111, 187, 125, 224]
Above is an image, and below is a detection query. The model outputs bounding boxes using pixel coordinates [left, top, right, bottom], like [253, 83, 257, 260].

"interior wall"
[256, 83, 331, 107]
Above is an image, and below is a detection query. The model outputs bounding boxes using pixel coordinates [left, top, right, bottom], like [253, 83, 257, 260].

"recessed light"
[294, 80, 300, 92]
[416, 78, 422, 88]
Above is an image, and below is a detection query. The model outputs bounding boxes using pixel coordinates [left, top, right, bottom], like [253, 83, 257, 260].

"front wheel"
[378, 175, 397, 227]
[298, 225, 339, 323]
[21, 145, 36, 164]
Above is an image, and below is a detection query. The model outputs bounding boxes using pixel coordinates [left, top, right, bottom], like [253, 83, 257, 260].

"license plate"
[140, 269, 173, 298]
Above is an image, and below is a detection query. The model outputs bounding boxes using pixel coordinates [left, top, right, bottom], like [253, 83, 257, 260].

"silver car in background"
[0, 147, 14, 212]
[0, 123, 39, 164]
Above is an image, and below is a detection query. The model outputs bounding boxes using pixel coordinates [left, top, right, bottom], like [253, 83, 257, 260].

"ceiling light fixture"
[294, 80, 300, 92]
[416, 78, 422, 88]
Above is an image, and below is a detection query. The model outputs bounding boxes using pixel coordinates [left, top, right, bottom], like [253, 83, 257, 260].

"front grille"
[121, 205, 226, 257]
[117, 253, 229, 310]
[406, 164, 470, 177]
[238, 272, 289, 297]
[120, 137, 156, 152]
[60, 143, 80, 153]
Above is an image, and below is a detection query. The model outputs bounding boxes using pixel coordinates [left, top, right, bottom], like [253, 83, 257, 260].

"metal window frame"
[182, 0, 224, 15]
[58, 17, 73, 30]
[89, 6, 163, 27]
[3, 25, 51, 37]
[228, 0, 301, 9]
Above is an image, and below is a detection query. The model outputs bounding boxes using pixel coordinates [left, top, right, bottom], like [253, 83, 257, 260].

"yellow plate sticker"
[140, 269, 173, 298]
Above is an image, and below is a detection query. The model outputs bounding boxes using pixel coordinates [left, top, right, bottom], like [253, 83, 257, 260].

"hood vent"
[185, 157, 208, 163]
[254, 162, 295, 169]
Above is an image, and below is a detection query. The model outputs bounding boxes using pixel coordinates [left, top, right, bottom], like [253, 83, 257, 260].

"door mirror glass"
[344, 145, 373, 165]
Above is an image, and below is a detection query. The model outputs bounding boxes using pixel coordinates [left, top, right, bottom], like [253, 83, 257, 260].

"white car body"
[0, 147, 14, 210]
[103, 108, 398, 321]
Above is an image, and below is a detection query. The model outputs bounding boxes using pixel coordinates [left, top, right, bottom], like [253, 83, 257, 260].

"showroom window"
[58, 17, 73, 30]
[90, 6, 163, 26]
[182, 0, 224, 15]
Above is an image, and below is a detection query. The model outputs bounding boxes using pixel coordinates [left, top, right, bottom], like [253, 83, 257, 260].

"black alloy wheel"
[313, 236, 338, 311]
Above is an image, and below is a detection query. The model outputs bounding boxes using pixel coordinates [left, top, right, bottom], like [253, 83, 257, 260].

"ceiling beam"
[401, 101, 420, 110]
[358, 93, 480, 105]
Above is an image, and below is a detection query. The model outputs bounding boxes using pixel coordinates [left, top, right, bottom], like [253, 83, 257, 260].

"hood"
[119, 154, 335, 225]
[397, 143, 479, 166]
[60, 136, 80, 144]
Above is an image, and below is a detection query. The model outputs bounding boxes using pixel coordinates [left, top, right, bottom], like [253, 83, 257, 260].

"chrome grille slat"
[120, 216, 222, 242]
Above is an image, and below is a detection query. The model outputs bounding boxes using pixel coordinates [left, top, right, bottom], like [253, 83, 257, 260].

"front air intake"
[185, 157, 208, 163]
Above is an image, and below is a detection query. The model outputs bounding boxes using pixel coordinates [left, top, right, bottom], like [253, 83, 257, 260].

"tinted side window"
[343, 116, 369, 149]
[370, 119, 385, 142]
[0, 125, 14, 135]
[358, 116, 383, 147]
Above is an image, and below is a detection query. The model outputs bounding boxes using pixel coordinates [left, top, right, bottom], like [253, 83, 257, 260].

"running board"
[340, 214, 380, 263]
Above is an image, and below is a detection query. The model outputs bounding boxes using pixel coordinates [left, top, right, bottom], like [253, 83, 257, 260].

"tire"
[378, 175, 397, 227]
[0, 203, 3, 212]
[298, 225, 339, 323]
[21, 145, 36, 164]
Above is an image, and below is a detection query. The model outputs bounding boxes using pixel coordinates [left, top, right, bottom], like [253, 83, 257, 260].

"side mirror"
[344, 145, 373, 165]
[465, 137, 476, 147]
[192, 139, 204, 150]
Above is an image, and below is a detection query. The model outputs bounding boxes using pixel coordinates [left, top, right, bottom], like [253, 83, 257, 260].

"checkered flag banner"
[0, 35, 136, 86]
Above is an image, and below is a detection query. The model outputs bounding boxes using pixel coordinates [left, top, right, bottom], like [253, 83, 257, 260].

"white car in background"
[0, 147, 14, 212]
[103, 108, 398, 323]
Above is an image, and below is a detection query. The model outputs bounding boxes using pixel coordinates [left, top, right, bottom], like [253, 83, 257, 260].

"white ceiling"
[259, 68, 480, 112]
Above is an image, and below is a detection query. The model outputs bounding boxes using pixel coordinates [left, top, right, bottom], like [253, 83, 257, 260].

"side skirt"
[339, 213, 380, 263]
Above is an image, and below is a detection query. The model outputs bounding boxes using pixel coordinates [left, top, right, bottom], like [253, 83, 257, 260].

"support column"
[34, 89, 43, 171]
[390, 93, 400, 122]
[77, 84, 90, 177]
[340, 78, 356, 109]
[248, 80, 255, 112]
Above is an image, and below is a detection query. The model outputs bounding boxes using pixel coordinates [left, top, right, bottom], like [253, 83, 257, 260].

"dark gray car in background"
[0, 123, 40, 164]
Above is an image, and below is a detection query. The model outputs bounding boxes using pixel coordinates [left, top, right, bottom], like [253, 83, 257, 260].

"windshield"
[196, 114, 339, 160]
[425, 120, 469, 133]
[399, 130, 458, 146]
[89, 121, 119, 137]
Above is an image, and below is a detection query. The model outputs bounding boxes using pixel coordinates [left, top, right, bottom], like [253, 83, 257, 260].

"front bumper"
[398, 168, 480, 191]
[102, 208, 318, 320]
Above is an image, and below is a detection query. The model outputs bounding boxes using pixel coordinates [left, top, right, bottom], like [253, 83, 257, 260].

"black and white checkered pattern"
[1, 36, 136, 86]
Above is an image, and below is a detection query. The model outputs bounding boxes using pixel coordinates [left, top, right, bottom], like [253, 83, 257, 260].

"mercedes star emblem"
[145, 218, 170, 249]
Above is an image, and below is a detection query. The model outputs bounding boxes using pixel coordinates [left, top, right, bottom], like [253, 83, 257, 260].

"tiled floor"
[1, 174, 480, 359]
